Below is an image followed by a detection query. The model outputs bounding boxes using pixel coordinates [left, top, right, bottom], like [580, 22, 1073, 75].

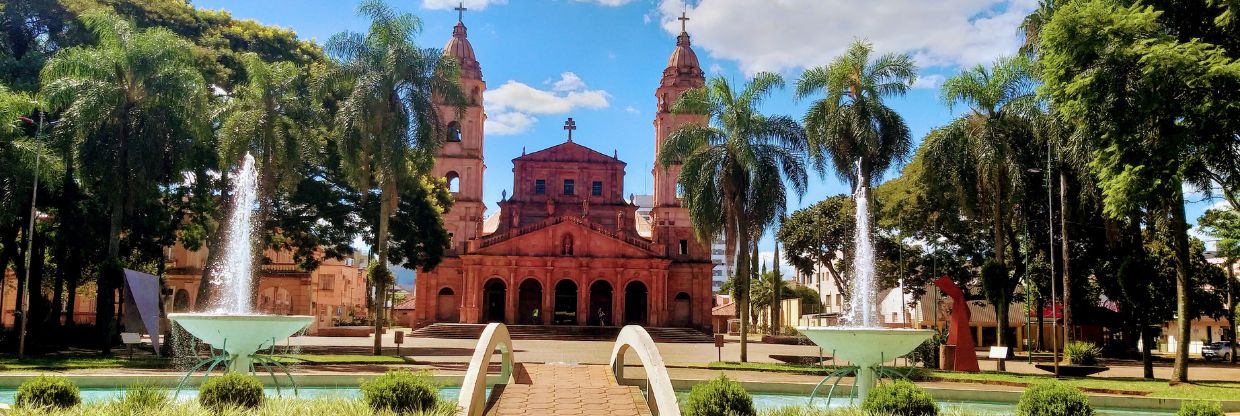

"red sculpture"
[934, 275, 980, 372]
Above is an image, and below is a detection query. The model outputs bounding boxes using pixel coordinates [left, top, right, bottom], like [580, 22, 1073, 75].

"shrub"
[683, 375, 755, 416]
[360, 369, 440, 413]
[861, 380, 938, 416]
[1015, 381, 1094, 416]
[1177, 401, 1225, 416]
[119, 383, 169, 410]
[1065, 341, 1102, 366]
[15, 375, 80, 409]
[198, 372, 264, 411]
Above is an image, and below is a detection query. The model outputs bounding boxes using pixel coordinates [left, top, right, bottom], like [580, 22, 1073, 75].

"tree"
[657, 73, 807, 362]
[923, 55, 1037, 370]
[325, 0, 460, 355]
[1200, 208, 1240, 363]
[218, 52, 321, 286]
[40, 11, 207, 353]
[795, 39, 916, 191]
[1039, 0, 1240, 382]
[777, 195, 854, 297]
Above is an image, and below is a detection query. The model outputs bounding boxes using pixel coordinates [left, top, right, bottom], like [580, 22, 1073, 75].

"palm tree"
[41, 12, 207, 353]
[219, 53, 320, 283]
[923, 55, 1037, 369]
[657, 73, 808, 362]
[325, 0, 461, 355]
[794, 40, 916, 191]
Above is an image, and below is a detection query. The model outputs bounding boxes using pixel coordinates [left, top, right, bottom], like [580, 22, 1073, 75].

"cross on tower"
[563, 118, 577, 142]
[454, 2, 467, 22]
[678, 11, 690, 32]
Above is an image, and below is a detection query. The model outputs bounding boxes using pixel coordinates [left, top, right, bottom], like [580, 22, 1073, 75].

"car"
[1201, 341, 1235, 361]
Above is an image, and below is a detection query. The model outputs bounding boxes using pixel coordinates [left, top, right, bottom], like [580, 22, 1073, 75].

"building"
[408, 13, 715, 329]
[635, 194, 730, 293]
[163, 244, 369, 335]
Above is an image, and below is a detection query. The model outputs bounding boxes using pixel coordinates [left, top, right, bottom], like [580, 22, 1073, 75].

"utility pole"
[18, 112, 44, 358]
[1048, 139, 1059, 376]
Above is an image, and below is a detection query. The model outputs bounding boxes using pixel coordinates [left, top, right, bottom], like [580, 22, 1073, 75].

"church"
[409, 13, 715, 330]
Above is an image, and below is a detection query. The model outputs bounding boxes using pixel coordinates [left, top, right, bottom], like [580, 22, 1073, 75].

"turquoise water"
[0, 387, 1174, 415]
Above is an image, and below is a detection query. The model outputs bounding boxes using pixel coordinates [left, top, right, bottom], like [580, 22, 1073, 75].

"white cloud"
[484, 72, 610, 135]
[422, 0, 507, 10]
[624, 106, 639, 114]
[486, 112, 537, 136]
[573, 0, 638, 6]
[708, 63, 724, 74]
[912, 74, 946, 89]
[552, 72, 587, 92]
[657, 0, 1038, 75]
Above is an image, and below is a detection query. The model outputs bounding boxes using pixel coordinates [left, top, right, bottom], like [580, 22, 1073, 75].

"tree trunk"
[372, 181, 397, 356]
[1169, 191, 1192, 384]
[99, 196, 124, 355]
[1059, 172, 1073, 343]
[0, 226, 14, 331]
[1141, 314, 1154, 379]
[736, 214, 751, 363]
[65, 269, 78, 328]
[14, 227, 28, 337]
[770, 241, 781, 335]
[997, 299, 1008, 371]
[993, 181, 1007, 268]
[1227, 261, 1235, 364]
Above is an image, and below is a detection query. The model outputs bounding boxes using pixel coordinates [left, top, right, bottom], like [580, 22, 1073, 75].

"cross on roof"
[454, 2, 467, 22]
[678, 11, 689, 32]
[563, 118, 577, 142]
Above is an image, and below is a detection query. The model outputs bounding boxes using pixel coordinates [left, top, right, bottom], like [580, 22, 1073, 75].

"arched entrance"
[173, 289, 191, 312]
[624, 281, 648, 325]
[436, 287, 459, 322]
[482, 278, 506, 323]
[517, 278, 543, 325]
[553, 280, 578, 325]
[672, 292, 691, 327]
[589, 280, 613, 326]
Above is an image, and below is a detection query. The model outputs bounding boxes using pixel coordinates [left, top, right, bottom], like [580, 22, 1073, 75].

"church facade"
[410, 15, 715, 330]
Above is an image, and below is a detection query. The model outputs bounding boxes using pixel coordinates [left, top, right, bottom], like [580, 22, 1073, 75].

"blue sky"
[193, 0, 1224, 267]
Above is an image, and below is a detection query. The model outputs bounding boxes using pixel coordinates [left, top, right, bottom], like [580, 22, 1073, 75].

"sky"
[191, 0, 1227, 275]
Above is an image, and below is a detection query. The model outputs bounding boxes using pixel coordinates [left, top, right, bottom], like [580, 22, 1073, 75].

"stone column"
[577, 278, 589, 326]
[505, 275, 516, 324]
[613, 276, 624, 326]
[541, 274, 553, 325]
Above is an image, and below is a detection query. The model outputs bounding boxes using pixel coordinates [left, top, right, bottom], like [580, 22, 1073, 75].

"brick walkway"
[483, 363, 652, 416]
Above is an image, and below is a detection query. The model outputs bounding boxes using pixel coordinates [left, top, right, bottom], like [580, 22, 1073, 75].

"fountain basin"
[169, 313, 313, 372]
[797, 327, 934, 398]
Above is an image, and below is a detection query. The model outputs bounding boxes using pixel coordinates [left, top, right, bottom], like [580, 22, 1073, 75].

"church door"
[517, 279, 543, 325]
[436, 288, 459, 322]
[672, 292, 691, 327]
[553, 280, 578, 325]
[589, 280, 613, 326]
[624, 281, 648, 325]
[482, 279, 507, 323]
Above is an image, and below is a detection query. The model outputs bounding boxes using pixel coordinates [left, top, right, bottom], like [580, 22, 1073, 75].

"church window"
[445, 171, 460, 193]
[563, 179, 575, 195]
[591, 181, 602, 196]
[679, 239, 688, 255]
[446, 121, 462, 142]
[534, 179, 546, 194]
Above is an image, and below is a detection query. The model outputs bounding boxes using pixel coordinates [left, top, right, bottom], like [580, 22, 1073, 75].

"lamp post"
[16, 112, 44, 359]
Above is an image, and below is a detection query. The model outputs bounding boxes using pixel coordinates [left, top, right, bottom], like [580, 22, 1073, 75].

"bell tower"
[652, 13, 708, 259]
[434, 5, 487, 254]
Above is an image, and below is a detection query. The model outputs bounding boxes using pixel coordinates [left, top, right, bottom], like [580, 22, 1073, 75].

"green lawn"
[0, 354, 407, 371]
[705, 361, 1240, 401]
[0, 356, 170, 371]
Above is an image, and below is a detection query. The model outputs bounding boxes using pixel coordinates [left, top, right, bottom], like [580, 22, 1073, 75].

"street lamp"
[15, 112, 45, 359]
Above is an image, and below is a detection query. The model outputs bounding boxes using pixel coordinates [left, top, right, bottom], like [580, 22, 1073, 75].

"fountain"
[168, 153, 313, 376]
[797, 160, 933, 401]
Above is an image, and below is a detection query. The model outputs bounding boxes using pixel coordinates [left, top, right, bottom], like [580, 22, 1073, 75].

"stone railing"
[609, 325, 680, 416]
[457, 323, 514, 416]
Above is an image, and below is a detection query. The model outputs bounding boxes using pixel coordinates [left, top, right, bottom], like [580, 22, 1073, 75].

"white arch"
[457, 323, 514, 416]
[609, 325, 680, 416]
